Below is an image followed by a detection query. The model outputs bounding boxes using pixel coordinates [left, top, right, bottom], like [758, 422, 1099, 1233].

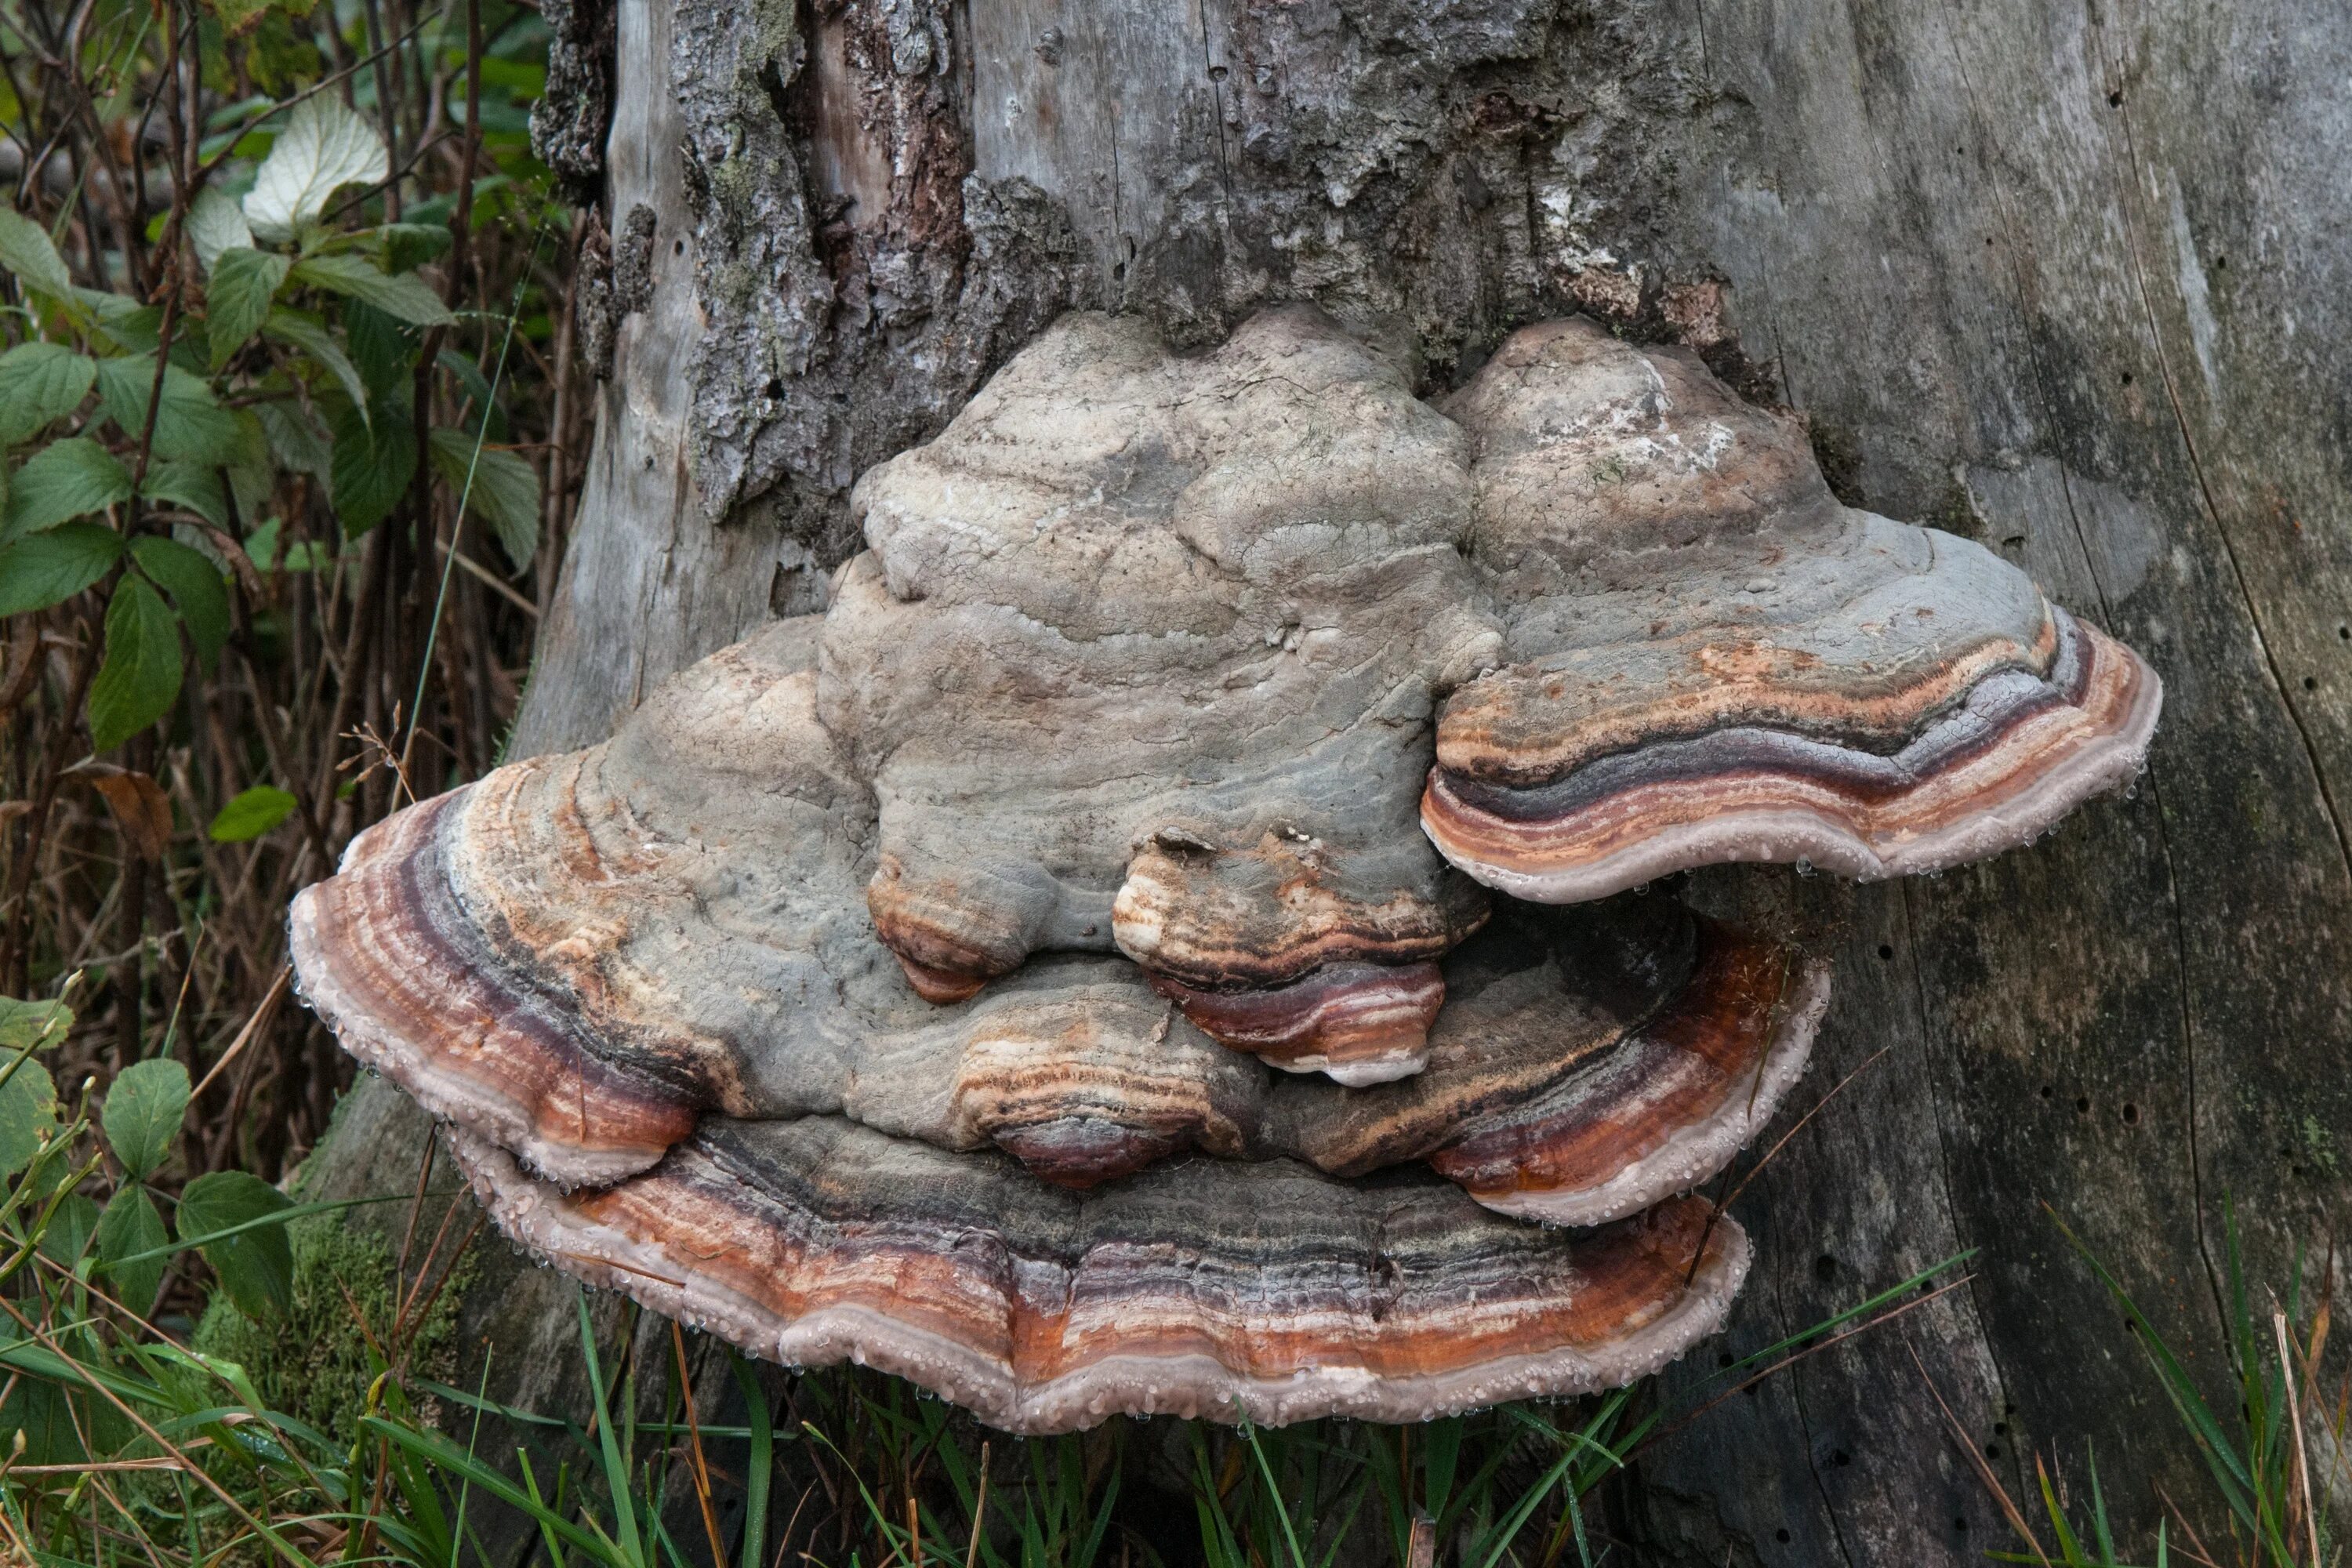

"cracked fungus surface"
[291, 307, 2158, 1432]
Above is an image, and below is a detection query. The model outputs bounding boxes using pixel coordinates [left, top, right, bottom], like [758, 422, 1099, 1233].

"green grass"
[0, 984, 1983, 1568]
[1969, 1206, 2341, 1568]
[0, 976, 2339, 1567]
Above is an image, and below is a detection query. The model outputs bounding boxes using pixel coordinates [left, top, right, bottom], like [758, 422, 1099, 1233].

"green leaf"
[325, 394, 416, 535]
[188, 187, 254, 274]
[74, 289, 162, 354]
[436, 347, 507, 441]
[344, 299, 420, 397]
[242, 515, 283, 568]
[209, 785, 296, 842]
[95, 1188, 169, 1311]
[87, 576, 183, 750]
[0, 523, 122, 615]
[242, 514, 330, 574]
[0, 1381, 89, 1468]
[428, 427, 540, 570]
[0, 209, 72, 297]
[254, 401, 332, 485]
[203, 0, 298, 39]
[130, 535, 230, 670]
[380, 222, 454, 274]
[140, 459, 230, 530]
[205, 247, 291, 368]
[35, 1192, 100, 1267]
[0, 996, 71, 1054]
[93, 356, 240, 463]
[175, 1170, 294, 1318]
[0, 342, 97, 444]
[0, 1056, 57, 1174]
[4, 437, 132, 538]
[226, 406, 274, 522]
[292, 254, 456, 328]
[102, 1058, 190, 1179]
[263, 307, 369, 419]
[242, 93, 388, 242]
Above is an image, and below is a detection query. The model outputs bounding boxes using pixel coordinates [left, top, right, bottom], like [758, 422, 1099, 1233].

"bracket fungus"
[292, 307, 2159, 1433]
[1420, 321, 2164, 903]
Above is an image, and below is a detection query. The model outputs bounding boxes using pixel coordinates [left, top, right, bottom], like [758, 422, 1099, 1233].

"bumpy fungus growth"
[292, 307, 2159, 1434]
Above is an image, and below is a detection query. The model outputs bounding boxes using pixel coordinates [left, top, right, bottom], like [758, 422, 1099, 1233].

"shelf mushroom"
[291, 305, 2158, 1432]
[1421, 320, 2163, 903]
[445, 1121, 1750, 1434]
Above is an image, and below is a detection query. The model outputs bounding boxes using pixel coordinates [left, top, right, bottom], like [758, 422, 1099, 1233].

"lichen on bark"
[530, 0, 615, 195]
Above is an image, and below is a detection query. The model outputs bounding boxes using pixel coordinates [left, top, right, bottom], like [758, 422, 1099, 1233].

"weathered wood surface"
[307, 0, 2352, 1559]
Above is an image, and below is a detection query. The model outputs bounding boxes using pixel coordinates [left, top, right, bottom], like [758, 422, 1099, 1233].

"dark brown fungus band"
[1422, 320, 2163, 902]
[446, 1116, 1751, 1434]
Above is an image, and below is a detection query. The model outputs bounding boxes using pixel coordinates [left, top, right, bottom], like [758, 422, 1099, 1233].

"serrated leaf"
[102, 1058, 190, 1180]
[130, 535, 230, 670]
[74, 289, 161, 354]
[95, 1188, 169, 1311]
[292, 254, 456, 327]
[93, 356, 239, 464]
[205, 247, 290, 368]
[0, 342, 97, 444]
[208, 784, 297, 842]
[3, 437, 132, 538]
[140, 459, 229, 530]
[87, 576, 183, 751]
[325, 394, 416, 535]
[176, 1170, 294, 1319]
[263, 307, 369, 419]
[0, 523, 121, 615]
[428, 427, 539, 571]
[187, 187, 254, 274]
[0, 209, 72, 297]
[0, 1054, 57, 1175]
[242, 94, 389, 242]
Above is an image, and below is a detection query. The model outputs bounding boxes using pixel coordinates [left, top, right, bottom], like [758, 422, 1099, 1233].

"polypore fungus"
[445, 1120, 1751, 1434]
[291, 305, 2159, 1432]
[1419, 321, 2164, 903]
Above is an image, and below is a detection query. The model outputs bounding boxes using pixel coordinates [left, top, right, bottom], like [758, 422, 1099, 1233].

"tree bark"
[307, 0, 2352, 1560]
